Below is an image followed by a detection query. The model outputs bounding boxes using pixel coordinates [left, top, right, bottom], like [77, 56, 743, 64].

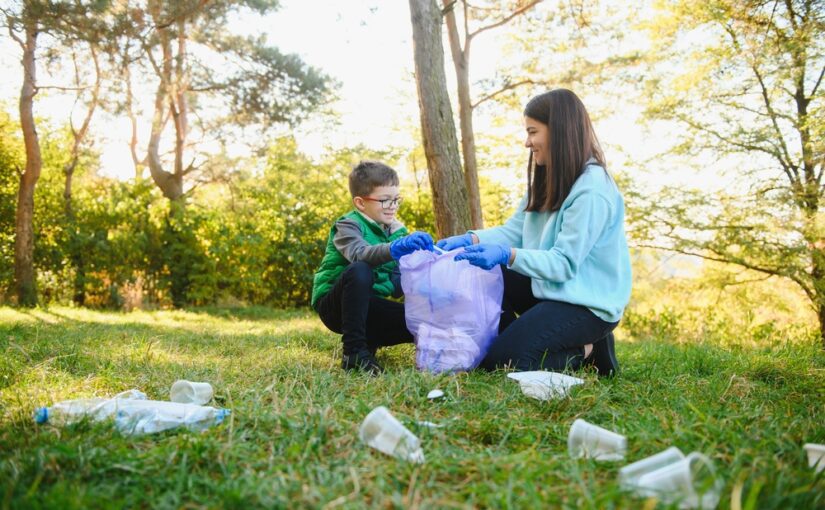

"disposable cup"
[804, 443, 825, 473]
[170, 380, 213, 405]
[568, 418, 627, 461]
[618, 447, 686, 490]
[358, 406, 425, 464]
[634, 452, 721, 509]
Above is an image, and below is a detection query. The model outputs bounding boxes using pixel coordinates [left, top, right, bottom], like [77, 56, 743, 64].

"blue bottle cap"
[215, 409, 231, 424]
[34, 407, 48, 424]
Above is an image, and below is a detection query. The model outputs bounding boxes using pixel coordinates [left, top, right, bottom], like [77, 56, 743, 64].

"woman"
[437, 89, 631, 376]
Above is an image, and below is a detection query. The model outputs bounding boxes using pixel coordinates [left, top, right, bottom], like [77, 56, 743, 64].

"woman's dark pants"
[479, 267, 618, 372]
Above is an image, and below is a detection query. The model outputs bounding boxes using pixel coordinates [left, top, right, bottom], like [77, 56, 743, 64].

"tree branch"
[472, 78, 540, 109]
[34, 84, 89, 92]
[7, 20, 24, 48]
[469, 0, 542, 40]
[752, 63, 796, 166]
[634, 243, 814, 301]
[673, 113, 799, 189]
[810, 64, 825, 98]
[153, 0, 209, 30]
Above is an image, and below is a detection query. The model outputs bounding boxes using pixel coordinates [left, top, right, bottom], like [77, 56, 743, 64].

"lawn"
[0, 306, 822, 509]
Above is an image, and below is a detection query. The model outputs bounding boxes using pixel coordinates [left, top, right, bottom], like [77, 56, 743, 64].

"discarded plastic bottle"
[35, 390, 230, 435]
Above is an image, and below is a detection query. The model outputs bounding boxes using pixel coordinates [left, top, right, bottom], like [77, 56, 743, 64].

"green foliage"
[634, 0, 825, 339]
[0, 110, 24, 300]
[2, 105, 445, 310]
[0, 306, 821, 508]
[479, 175, 517, 227]
[181, 138, 353, 307]
[625, 248, 819, 347]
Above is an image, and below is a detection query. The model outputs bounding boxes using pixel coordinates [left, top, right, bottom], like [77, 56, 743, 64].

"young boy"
[311, 161, 434, 374]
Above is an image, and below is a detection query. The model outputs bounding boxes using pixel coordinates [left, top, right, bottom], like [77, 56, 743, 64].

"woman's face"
[524, 116, 549, 166]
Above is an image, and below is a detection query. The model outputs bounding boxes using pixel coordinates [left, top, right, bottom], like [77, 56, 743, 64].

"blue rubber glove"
[435, 233, 473, 251]
[390, 231, 435, 260]
[453, 243, 511, 270]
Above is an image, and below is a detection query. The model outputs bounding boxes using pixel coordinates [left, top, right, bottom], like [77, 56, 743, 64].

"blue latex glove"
[453, 243, 511, 270]
[390, 231, 435, 260]
[435, 233, 473, 251]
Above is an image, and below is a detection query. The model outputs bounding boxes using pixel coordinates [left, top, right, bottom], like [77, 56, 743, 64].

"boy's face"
[354, 185, 401, 226]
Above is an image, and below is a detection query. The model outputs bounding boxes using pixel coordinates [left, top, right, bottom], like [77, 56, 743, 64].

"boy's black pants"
[314, 261, 414, 355]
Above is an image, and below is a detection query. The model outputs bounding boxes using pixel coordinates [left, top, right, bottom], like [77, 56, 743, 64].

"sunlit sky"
[0, 1, 684, 192]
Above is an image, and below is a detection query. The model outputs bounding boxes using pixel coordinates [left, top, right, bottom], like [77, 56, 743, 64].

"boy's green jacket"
[311, 210, 408, 308]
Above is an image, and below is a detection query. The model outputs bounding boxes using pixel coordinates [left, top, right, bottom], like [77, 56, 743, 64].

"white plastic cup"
[804, 443, 825, 473]
[358, 406, 425, 464]
[634, 452, 721, 509]
[170, 380, 213, 405]
[568, 419, 627, 461]
[618, 447, 686, 490]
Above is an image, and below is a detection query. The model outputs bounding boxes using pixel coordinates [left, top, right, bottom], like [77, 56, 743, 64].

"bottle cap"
[215, 409, 231, 424]
[34, 407, 48, 424]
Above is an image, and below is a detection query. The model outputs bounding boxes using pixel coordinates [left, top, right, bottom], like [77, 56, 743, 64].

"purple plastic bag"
[400, 248, 504, 373]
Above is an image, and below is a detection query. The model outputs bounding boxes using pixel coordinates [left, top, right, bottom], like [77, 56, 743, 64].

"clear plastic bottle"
[35, 390, 230, 435]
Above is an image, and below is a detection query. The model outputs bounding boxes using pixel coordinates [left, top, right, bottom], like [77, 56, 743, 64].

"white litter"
[507, 371, 584, 400]
[427, 389, 445, 400]
[34, 389, 230, 435]
[619, 449, 722, 510]
[359, 406, 425, 464]
[804, 443, 825, 473]
[568, 418, 627, 461]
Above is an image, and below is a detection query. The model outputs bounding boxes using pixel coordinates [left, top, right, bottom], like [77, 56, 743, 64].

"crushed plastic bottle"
[34, 389, 230, 435]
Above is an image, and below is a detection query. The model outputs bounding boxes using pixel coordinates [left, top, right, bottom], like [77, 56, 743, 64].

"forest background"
[1, 0, 823, 349]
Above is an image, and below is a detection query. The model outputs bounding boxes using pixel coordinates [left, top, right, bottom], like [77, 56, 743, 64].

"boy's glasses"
[362, 196, 404, 209]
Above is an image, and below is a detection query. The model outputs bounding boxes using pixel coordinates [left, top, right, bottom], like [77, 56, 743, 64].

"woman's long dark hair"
[523, 89, 605, 212]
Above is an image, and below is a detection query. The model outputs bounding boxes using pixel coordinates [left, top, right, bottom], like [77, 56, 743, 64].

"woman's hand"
[454, 243, 513, 270]
[435, 233, 474, 251]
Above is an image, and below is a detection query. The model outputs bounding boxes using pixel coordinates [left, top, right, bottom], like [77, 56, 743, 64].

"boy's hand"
[436, 233, 473, 251]
[390, 231, 435, 260]
[454, 243, 511, 270]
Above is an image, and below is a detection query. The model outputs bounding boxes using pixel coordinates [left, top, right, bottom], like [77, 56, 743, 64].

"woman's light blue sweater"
[471, 163, 632, 322]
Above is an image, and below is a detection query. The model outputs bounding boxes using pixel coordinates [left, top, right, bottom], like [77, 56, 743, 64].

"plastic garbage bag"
[35, 389, 230, 435]
[400, 248, 504, 373]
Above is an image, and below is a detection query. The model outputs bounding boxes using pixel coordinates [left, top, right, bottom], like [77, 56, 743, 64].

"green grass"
[0, 306, 823, 509]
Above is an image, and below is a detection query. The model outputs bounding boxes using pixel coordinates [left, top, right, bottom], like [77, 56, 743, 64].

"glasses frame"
[361, 196, 404, 210]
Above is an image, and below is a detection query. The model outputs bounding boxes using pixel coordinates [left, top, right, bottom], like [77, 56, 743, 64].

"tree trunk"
[64, 47, 100, 306]
[819, 302, 825, 350]
[409, 0, 471, 238]
[124, 54, 144, 181]
[443, 1, 483, 229]
[146, 47, 183, 200]
[812, 239, 825, 349]
[14, 25, 41, 307]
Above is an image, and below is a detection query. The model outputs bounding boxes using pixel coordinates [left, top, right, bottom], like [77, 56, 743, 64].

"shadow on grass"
[186, 305, 311, 322]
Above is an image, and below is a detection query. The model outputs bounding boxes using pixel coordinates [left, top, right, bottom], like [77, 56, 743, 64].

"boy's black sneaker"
[342, 349, 384, 375]
[586, 332, 619, 377]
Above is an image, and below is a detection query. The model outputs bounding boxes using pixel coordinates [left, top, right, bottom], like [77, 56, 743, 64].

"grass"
[0, 305, 823, 509]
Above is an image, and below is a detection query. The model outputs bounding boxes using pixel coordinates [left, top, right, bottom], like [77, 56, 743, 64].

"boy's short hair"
[348, 161, 399, 198]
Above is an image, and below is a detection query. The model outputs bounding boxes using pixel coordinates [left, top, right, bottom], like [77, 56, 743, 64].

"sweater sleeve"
[333, 219, 393, 266]
[510, 192, 613, 282]
[471, 196, 527, 248]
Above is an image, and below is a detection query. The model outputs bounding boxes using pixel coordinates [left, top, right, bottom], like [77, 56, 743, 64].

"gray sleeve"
[333, 219, 393, 266]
